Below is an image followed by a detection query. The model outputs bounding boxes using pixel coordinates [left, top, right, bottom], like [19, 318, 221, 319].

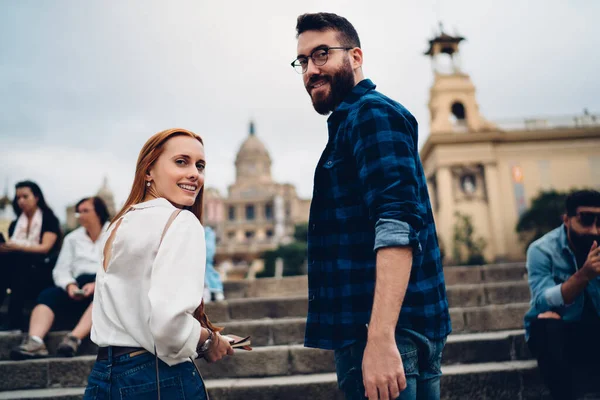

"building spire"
[249, 120, 255, 136]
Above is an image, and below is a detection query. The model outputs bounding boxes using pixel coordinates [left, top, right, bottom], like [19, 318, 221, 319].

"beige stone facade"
[421, 30, 600, 264]
[204, 122, 310, 279]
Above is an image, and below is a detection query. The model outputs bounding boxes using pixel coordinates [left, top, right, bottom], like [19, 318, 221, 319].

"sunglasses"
[577, 212, 600, 228]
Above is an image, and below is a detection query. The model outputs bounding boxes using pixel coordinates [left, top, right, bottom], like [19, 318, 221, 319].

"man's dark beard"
[568, 227, 600, 263]
[307, 58, 355, 115]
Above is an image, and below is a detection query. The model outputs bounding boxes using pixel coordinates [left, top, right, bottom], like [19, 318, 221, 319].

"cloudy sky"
[1, 0, 598, 222]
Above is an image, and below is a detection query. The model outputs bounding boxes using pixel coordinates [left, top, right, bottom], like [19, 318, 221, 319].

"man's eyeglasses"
[577, 212, 600, 228]
[291, 47, 353, 74]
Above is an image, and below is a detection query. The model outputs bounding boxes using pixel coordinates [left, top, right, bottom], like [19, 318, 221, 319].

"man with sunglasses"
[293, 13, 450, 400]
[524, 189, 600, 399]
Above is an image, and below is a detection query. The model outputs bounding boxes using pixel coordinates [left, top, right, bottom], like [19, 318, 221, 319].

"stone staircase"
[0, 263, 551, 399]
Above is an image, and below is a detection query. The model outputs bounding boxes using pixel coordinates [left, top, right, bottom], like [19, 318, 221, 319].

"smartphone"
[73, 288, 86, 296]
[0, 233, 6, 244]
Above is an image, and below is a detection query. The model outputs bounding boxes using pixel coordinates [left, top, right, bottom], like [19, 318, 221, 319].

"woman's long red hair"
[113, 128, 221, 332]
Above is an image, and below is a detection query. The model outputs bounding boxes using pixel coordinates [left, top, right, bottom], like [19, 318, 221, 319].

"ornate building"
[0, 184, 13, 237]
[65, 177, 117, 230]
[420, 28, 600, 263]
[204, 122, 311, 279]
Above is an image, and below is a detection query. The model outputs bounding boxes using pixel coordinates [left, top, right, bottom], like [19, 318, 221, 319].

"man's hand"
[363, 336, 406, 400]
[66, 283, 84, 300]
[537, 311, 561, 319]
[82, 282, 95, 298]
[581, 241, 600, 280]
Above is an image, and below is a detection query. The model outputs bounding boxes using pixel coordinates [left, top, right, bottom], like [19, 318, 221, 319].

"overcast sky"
[1, 0, 598, 222]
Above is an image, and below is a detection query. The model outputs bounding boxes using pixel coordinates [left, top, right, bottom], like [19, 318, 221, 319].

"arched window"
[451, 102, 466, 121]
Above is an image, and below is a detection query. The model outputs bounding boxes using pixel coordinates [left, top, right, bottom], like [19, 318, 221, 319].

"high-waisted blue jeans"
[84, 348, 207, 399]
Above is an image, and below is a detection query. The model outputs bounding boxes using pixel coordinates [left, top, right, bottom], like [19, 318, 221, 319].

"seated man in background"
[11, 197, 110, 359]
[524, 189, 600, 399]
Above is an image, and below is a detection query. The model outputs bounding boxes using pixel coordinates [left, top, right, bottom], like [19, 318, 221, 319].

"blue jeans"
[334, 329, 446, 400]
[84, 349, 207, 399]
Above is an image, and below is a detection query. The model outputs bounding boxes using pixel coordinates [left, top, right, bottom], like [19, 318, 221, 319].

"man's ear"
[562, 213, 568, 225]
[350, 47, 363, 69]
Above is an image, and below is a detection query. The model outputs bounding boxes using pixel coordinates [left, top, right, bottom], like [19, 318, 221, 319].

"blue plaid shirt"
[305, 79, 451, 350]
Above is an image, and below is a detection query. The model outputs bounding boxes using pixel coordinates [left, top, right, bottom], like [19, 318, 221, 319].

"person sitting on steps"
[524, 189, 600, 400]
[11, 196, 110, 359]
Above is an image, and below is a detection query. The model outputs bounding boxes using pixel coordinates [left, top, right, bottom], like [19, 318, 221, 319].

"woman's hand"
[203, 333, 234, 363]
[0, 241, 22, 253]
[82, 282, 96, 297]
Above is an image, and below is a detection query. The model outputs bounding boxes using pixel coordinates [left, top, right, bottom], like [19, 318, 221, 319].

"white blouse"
[91, 198, 206, 366]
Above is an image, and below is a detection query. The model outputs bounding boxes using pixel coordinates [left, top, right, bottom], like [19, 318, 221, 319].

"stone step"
[443, 263, 527, 286]
[206, 281, 529, 323]
[0, 330, 532, 391]
[0, 302, 531, 361]
[221, 263, 527, 300]
[0, 360, 548, 400]
[447, 281, 529, 308]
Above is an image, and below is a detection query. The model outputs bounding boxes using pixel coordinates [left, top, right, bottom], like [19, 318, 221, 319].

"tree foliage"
[515, 189, 578, 249]
[257, 223, 308, 278]
[452, 211, 487, 266]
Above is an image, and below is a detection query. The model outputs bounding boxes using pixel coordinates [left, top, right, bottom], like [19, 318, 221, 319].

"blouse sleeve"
[148, 211, 206, 360]
[41, 212, 61, 236]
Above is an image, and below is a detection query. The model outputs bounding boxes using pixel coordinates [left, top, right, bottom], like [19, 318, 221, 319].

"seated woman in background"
[0, 180, 62, 331]
[11, 196, 110, 360]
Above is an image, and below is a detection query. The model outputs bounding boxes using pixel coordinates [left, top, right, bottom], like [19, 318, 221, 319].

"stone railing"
[492, 112, 600, 132]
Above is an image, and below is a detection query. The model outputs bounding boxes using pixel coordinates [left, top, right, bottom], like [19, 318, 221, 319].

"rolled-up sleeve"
[148, 211, 205, 360]
[350, 101, 423, 254]
[527, 244, 565, 311]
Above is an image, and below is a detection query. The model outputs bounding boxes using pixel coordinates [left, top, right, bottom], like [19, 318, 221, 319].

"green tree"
[516, 189, 579, 249]
[293, 222, 308, 243]
[257, 223, 308, 278]
[452, 211, 487, 266]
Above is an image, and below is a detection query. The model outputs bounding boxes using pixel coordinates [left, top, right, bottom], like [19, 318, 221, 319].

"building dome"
[234, 121, 272, 183]
[96, 176, 116, 217]
[235, 121, 271, 164]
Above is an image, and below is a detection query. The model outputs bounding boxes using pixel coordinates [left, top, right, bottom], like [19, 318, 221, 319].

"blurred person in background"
[203, 225, 225, 303]
[0, 180, 62, 332]
[11, 196, 110, 360]
[524, 189, 600, 399]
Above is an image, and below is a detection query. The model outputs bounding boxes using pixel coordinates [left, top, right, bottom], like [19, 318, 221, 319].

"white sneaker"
[214, 292, 225, 302]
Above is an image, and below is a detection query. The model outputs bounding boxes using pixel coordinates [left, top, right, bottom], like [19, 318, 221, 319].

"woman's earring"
[146, 181, 151, 187]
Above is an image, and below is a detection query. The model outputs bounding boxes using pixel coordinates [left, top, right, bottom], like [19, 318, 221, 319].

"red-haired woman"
[85, 129, 232, 399]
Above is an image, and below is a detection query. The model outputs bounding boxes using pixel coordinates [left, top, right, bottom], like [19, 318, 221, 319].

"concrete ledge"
[0, 331, 534, 391]
[220, 264, 527, 300]
[446, 281, 530, 308]
[0, 361, 546, 400]
[460, 303, 529, 332]
[223, 276, 308, 300]
[444, 263, 526, 286]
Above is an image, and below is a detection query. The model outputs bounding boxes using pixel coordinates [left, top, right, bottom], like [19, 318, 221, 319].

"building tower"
[425, 24, 496, 135]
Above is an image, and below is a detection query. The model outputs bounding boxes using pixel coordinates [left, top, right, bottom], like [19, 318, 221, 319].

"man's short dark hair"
[566, 189, 600, 216]
[296, 13, 361, 48]
[76, 196, 111, 226]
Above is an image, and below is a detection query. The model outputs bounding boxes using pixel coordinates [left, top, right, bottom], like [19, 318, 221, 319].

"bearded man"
[291, 13, 451, 400]
[525, 189, 600, 400]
